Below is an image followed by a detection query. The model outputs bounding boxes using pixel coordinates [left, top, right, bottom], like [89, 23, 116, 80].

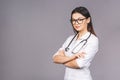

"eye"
[70, 18, 86, 24]
[78, 19, 83, 21]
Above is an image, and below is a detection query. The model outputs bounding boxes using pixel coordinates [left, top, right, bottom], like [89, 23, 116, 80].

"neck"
[77, 30, 88, 40]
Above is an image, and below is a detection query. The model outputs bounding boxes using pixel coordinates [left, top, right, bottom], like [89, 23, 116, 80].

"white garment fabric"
[54, 32, 99, 80]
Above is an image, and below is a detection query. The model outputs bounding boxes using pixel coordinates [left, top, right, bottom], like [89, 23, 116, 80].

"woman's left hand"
[74, 52, 86, 58]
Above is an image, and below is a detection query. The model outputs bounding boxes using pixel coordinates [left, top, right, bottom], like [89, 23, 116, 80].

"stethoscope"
[65, 32, 91, 54]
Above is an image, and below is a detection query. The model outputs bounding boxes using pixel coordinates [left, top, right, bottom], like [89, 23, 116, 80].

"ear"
[87, 17, 90, 23]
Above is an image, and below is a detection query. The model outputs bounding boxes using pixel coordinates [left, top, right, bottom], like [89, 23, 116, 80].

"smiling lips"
[75, 26, 81, 30]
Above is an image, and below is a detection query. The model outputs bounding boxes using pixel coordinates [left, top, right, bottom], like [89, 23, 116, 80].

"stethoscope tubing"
[65, 32, 91, 53]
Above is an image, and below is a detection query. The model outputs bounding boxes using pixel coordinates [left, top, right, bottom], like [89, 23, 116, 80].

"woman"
[52, 6, 99, 80]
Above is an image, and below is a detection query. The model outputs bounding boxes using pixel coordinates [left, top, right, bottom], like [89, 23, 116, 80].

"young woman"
[52, 6, 99, 80]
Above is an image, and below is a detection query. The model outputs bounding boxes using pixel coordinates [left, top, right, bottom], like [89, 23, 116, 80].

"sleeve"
[76, 37, 99, 68]
[53, 35, 73, 56]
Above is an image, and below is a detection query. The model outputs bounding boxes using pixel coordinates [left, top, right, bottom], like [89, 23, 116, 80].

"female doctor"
[52, 6, 99, 80]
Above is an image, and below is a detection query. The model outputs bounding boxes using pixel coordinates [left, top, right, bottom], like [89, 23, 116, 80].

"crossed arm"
[52, 50, 85, 69]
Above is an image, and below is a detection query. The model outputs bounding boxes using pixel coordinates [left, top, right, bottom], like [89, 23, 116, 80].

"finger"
[76, 55, 80, 58]
[78, 54, 85, 58]
[81, 52, 86, 54]
[81, 55, 84, 58]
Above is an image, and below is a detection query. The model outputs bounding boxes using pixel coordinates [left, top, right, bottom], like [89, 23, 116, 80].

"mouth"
[74, 26, 80, 30]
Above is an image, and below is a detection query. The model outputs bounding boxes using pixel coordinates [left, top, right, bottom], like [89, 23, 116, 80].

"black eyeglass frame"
[70, 18, 86, 24]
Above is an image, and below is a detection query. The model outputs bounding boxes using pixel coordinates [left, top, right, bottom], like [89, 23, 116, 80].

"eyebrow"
[72, 17, 86, 20]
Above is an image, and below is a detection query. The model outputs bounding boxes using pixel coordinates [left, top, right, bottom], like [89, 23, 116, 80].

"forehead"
[72, 12, 85, 19]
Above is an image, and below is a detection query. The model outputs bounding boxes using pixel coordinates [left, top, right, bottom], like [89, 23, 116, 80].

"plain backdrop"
[0, 0, 120, 80]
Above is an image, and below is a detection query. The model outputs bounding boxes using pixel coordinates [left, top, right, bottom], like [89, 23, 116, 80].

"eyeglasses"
[71, 18, 86, 25]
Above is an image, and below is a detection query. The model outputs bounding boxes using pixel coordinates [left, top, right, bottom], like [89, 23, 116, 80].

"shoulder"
[89, 33, 99, 44]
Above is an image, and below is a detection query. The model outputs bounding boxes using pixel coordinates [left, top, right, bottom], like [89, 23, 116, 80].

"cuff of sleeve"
[76, 58, 84, 68]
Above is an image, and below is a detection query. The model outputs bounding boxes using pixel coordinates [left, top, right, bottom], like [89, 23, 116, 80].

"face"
[71, 12, 90, 32]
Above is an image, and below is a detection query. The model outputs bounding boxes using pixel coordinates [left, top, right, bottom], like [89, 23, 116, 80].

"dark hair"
[71, 6, 96, 36]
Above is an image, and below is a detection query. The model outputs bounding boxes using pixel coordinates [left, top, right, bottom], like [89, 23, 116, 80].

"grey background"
[0, 0, 120, 80]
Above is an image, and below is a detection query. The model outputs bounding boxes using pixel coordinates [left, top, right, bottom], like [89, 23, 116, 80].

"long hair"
[71, 6, 96, 36]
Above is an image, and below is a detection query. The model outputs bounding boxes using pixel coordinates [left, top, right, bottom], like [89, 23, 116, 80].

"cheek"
[82, 21, 88, 26]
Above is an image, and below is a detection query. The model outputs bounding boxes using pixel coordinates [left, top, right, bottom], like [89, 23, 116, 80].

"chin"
[75, 28, 82, 32]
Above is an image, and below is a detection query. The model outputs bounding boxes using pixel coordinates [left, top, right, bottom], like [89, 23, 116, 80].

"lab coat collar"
[76, 32, 90, 40]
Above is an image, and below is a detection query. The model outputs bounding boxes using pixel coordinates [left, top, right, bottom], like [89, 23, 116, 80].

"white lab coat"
[54, 32, 99, 80]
